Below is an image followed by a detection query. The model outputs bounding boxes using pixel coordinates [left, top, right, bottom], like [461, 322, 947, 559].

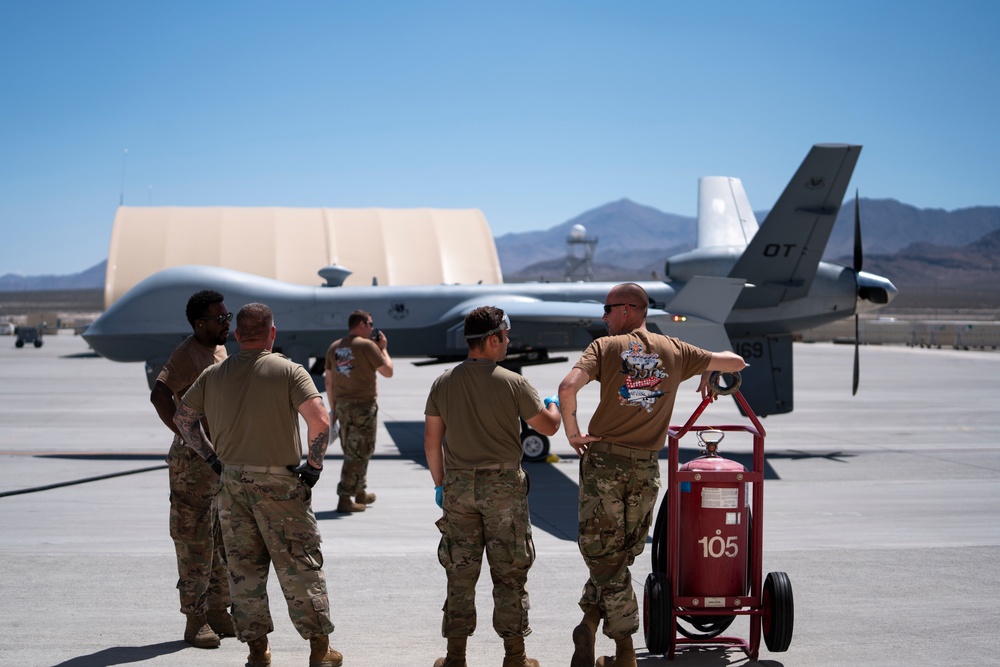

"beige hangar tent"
[104, 206, 503, 308]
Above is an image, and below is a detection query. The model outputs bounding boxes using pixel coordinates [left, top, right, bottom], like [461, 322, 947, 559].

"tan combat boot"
[336, 496, 365, 513]
[501, 636, 539, 667]
[184, 613, 220, 648]
[309, 635, 343, 667]
[206, 607, 236, 637]
[246, 636, 271, 667]
[595, 636, 636, 667]
[356, 490, 376, 505]
[571, 604, 601, 667]
[433, 636, 468, 667]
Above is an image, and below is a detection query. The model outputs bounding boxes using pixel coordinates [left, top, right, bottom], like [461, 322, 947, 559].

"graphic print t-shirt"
[575, 330, 712, 451]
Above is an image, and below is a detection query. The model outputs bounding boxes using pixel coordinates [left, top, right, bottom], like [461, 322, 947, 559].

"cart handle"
[668, 376, 766, 440]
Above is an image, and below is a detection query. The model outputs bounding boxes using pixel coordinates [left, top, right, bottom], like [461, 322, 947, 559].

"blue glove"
[435, 485, 443, 508]
[544, 394, 560, 409]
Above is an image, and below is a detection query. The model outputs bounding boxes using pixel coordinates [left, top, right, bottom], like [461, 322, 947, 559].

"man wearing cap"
[174, 302, 342, 667]
[149, 289, 235, 648]
[424, 306, 562, 667]
[325, 309, 393, 513]
[558, 282, 746, 667]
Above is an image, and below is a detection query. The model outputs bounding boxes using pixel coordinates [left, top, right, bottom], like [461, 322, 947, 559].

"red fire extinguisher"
[677, 429, 749, 602]
[644, 371, 794, 659]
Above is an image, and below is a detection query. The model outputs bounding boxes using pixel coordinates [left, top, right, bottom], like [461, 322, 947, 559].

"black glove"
[205, 453, 223, 476]
[287, 461, 322, 488]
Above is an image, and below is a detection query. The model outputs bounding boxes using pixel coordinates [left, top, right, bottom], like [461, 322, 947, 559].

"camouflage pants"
[167, 436, 231, 615]
[435, 468, 535, 639]
[335, 400, 377, 498]
[217, 469, 334, 642]
[577, 449, 660, 640]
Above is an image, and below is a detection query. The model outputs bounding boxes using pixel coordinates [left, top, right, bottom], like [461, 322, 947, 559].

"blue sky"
[2, 1, 998, 276]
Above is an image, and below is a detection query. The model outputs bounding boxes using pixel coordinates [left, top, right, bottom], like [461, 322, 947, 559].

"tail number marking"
[734, 341, 764, 359]
[763, 243, 797, 258]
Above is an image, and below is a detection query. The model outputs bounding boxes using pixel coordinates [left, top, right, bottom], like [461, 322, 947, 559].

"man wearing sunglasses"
[324, 309, 394, 513]
[149, 290, 234, 648]
[558, 283, 746, 667]
[424, 306, 562, 667]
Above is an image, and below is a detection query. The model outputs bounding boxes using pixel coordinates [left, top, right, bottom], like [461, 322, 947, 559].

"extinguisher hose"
[677, 614, 735, 639]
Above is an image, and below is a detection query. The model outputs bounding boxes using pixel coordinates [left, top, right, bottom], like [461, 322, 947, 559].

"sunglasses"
[198, 312, 234, 325]
[603, 303, 636, 315]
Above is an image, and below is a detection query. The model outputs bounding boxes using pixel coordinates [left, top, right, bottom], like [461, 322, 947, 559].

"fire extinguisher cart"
[643, 375, 793, 661]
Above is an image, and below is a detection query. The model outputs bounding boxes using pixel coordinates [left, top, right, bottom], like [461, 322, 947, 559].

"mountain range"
[495, 198, 1000, 310]
[3, 198, 999, 310]
[497, 197, 1000, 275]
[0, 260, 108, 292]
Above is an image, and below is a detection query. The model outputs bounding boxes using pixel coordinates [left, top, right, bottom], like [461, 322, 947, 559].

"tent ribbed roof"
[104, 206, 502, 307]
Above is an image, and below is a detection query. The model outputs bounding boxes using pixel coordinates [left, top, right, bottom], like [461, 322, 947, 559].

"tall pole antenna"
[119, 148, 128, 206]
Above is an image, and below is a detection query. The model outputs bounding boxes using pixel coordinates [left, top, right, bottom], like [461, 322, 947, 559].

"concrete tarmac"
[1, 333, 998, 667]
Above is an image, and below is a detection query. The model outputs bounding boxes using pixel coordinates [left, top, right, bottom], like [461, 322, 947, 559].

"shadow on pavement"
[52, 640, 188, 666]
[636, 645, 785, 665]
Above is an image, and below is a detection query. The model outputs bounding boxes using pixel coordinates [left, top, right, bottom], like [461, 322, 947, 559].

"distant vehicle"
[84, 144, 897, 428]
[15, 324, 44, 348]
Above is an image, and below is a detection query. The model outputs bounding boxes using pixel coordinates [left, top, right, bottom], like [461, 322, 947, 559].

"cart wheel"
[34, 339, 43, 348]
[643, 572, 672, 656]
[762, 571, 794, 652]
[520, 430, 549, 462]
[15, 338, 24, 348]
[650, 491, 668, 571]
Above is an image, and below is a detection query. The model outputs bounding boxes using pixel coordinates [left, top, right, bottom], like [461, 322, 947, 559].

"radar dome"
[569, 224, 587, 240]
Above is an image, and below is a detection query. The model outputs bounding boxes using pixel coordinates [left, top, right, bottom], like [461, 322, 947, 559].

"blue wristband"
[544, 395, 560, 409]
[434, 485, 443, 508]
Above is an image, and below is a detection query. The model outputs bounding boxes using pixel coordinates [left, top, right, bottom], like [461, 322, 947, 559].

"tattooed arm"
[173, 403, 217, 461]
[297, 396, 331, 468]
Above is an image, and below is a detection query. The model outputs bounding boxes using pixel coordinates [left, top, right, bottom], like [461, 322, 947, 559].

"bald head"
[608, 283, 649, 312]
[604, 283, 649, 335]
